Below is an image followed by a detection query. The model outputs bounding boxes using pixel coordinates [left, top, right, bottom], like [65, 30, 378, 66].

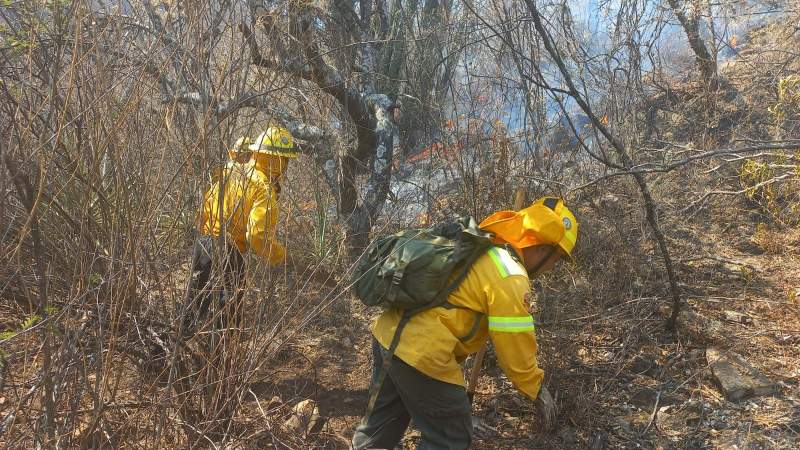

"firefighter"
[353, 197, 578, 449]
[184, 127, 299, 331]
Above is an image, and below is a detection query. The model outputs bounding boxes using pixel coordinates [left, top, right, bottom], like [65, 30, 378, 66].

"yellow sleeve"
[246, 183, 285, 265]
[486, 275, 543, 401]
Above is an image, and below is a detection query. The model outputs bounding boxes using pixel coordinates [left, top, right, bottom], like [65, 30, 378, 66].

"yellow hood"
[479, 197, 578, 259]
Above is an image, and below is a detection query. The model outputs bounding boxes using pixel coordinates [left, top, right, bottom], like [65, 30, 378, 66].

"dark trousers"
[183, 235, 245, 332]
[353, 340, 472, 450]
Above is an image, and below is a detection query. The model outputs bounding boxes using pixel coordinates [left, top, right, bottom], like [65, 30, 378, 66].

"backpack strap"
[362, 310, 412, 423]
[455, 310, 485, 342]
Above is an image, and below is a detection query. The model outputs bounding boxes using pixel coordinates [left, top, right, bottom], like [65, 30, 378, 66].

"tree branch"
[573, 143, 800, 189]
[522, 0, 684, 331]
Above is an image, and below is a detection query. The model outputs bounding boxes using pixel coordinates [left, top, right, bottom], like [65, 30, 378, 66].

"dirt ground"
[253, 211, 800, 449]
[2, 205, 797, 449]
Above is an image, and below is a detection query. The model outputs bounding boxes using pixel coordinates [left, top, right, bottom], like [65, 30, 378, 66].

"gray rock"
[284, 399, 324, 436]
[706, 348, 778, 401]
[723, 310, 754, 325]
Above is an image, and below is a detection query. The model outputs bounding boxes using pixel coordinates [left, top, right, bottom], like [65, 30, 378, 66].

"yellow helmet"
[248, 126, 300, 157]
[228, 136, 254, 159]
[479, 197, 578, 260]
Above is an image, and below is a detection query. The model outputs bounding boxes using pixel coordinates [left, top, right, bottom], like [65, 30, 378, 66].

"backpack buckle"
[391, 270, 404, 285]
[386, 270, 403, 302]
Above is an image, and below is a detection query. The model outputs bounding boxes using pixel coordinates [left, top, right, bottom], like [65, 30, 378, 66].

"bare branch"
[522, 0, 684, 331]
[573, 142, 800, 190]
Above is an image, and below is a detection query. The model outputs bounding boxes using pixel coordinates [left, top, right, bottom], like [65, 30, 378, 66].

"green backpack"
[353, 216, 494, 312]
[352, 217, 495, 420]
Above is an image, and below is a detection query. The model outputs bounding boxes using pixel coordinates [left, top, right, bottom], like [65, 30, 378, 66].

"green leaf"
[21, 314, 41, 330]
[0, 331, 16, 341]
[89, 273, 103, 286]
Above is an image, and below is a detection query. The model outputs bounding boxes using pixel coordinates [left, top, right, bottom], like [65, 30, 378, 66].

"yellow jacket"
[198, 159, 285, 265]
[371, 246, 543, 400]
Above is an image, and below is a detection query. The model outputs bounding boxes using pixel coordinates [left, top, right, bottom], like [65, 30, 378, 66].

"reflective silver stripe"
[488, 247, 526, 278]
[488, 315, 535, 332]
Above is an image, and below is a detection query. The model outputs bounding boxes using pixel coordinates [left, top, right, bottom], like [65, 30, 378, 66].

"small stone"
[706, 348, 778, 402]
[723, 310, 753, 325]
[284, 399, 324, 436]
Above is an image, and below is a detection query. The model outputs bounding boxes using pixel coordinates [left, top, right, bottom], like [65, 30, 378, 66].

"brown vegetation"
[1, 1, 799, 448]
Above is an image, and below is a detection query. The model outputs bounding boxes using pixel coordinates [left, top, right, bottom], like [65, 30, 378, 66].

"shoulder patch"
[488, 247, 527, 278]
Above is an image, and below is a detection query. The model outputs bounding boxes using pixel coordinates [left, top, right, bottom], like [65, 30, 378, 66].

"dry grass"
[2, 2, 800, 450]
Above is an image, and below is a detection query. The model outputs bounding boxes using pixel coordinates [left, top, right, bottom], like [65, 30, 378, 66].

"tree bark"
[242, 5, 399, 255]
[667, 0, 717, 88]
